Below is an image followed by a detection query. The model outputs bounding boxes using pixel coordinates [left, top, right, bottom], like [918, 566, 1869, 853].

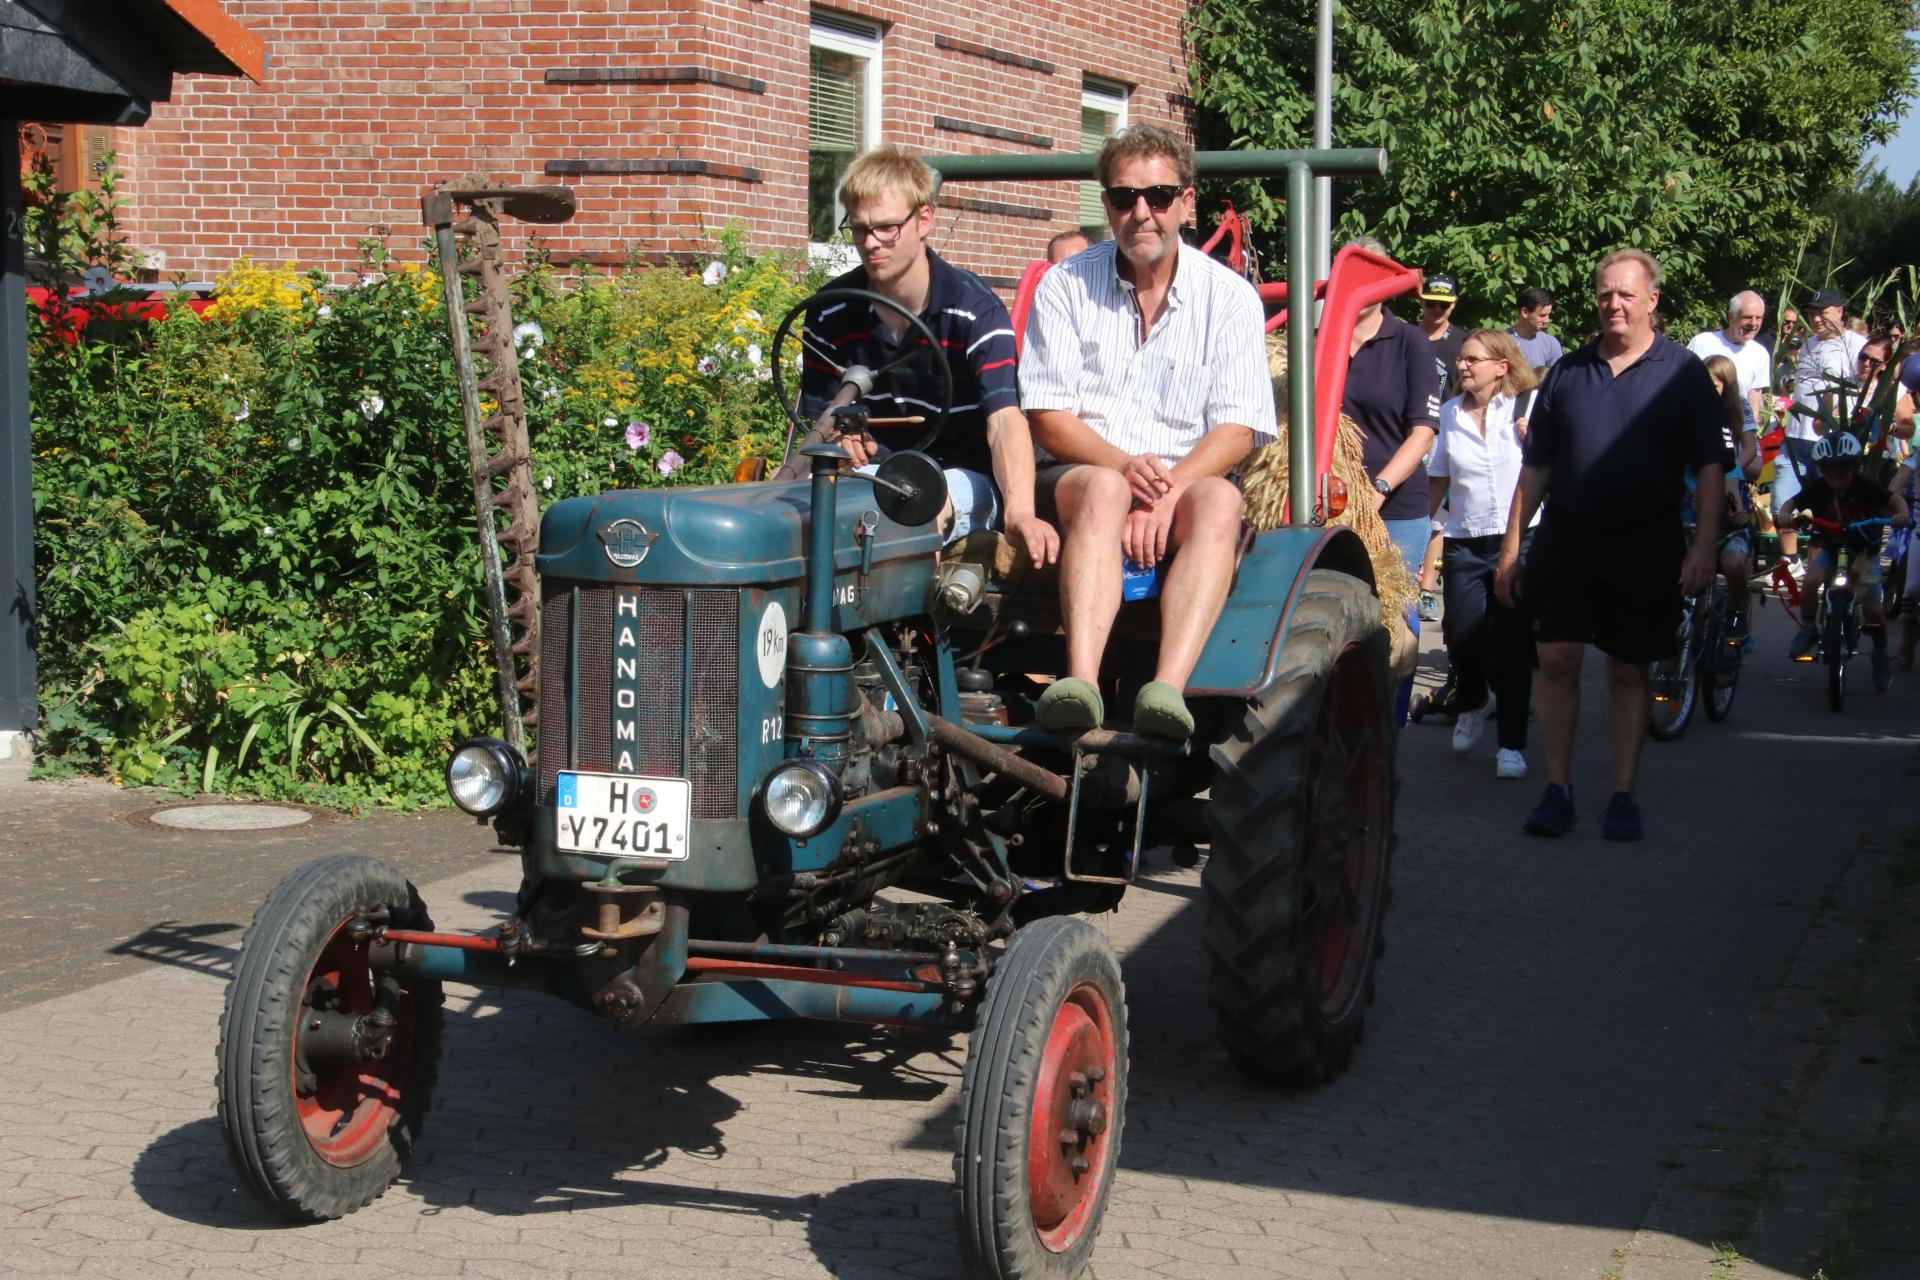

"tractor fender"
[1184, 524, 1378, 701]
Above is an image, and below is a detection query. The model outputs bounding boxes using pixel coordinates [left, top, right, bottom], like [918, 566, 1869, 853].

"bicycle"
[1794, 514, 1890, 712]
[1648, 577, 1744, 740]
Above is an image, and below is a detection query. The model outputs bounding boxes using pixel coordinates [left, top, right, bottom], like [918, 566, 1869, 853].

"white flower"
[701, 261, 728, 287]
[261, 524, 275, 537]
[316, 304, 333, 319]
[540, 382, 560, 402]
[542, 473, 554, 491]
[287, 436, 302, 451]
[513, 321, 545, 350]
[696, 355, 720, 376]
[603, 416, 618, 428]
[203, 613, 215, 623]
[231, 399, 250, 423]
[745, 343, 762, 367]
[359, 392, 385, 420]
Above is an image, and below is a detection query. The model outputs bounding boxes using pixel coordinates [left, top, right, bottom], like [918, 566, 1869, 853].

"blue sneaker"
[1601, 792, 1643, 841]
[1524, 783, 1575, 837]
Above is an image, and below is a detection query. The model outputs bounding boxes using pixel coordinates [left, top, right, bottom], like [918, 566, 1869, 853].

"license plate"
[554, 772, 691, 860]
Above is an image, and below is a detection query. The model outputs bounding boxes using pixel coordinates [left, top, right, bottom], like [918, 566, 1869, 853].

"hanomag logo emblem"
[599, 518, 655, 568]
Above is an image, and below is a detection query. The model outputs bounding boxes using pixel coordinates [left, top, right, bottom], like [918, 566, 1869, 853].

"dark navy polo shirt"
[1522, 333, 1734, 526]
[1343, 311, 1445, 520]
[799, 248, 1019, 476]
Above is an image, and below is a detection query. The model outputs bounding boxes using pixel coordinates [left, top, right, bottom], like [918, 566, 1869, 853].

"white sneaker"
[1452, 703, 1488, 753]
[1495, 748, 1528, 779]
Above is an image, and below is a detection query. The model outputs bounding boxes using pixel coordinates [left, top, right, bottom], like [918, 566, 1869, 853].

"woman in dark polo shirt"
[1341, 240, 1447, 584]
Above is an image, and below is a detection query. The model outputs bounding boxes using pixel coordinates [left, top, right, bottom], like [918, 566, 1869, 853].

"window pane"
[1080, 107, 1113, 236]
[810, 47, 866, 241]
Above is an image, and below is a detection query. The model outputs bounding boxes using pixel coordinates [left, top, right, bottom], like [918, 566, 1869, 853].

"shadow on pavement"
[133, 995, 967, 1276]
[108, 921, 242, 980]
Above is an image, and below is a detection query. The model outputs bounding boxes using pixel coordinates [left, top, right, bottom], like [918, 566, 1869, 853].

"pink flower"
[658, 450, 685, 477]
[625, 420, 650, 449]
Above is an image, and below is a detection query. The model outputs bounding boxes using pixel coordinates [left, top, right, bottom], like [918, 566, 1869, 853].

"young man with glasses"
[783, 145, 1059, 568]
[1020, 124, 1275, 739]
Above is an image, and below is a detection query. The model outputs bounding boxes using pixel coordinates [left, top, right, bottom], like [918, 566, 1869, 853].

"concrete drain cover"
[147, 803, 315, 831]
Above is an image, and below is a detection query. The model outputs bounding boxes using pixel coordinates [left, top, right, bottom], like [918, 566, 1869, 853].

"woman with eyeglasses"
[1426, 330, 1540, 777]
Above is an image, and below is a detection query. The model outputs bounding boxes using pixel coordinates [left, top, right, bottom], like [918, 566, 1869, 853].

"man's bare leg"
[1536, 641, 1583, 787]
[1053, 466, 1130, 682]
[1153, 478, 1244, 688]
[1605, 657, 1651, 794]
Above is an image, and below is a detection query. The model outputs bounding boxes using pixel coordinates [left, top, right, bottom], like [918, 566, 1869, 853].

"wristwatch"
[1372, 477, 1393, 496]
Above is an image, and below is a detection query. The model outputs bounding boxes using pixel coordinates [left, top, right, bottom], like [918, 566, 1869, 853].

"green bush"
[26, 162, 822, 807]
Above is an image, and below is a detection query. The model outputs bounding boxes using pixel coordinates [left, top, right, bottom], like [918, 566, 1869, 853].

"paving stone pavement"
[1, 600, 1916, 1279]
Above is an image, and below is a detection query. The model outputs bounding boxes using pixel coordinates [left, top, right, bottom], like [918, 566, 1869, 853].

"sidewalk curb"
[1618, 743, 1920, 1280]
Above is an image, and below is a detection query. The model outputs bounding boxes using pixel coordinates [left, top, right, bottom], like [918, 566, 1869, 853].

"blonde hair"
[839, 145, 936, 213]
[1464, 329, 1539, 399]
[1701, 353, 1746, 436]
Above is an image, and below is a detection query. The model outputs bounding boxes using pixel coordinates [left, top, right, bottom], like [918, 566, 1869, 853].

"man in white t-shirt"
[1778, 287, 1868, 567]
[1687, 290, 1771, 429]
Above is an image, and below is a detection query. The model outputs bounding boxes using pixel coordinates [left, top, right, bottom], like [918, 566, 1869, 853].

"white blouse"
[1428, 391, 1538, 537]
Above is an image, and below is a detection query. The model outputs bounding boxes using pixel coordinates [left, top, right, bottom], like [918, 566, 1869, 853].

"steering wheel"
[769, 287, 953, 471]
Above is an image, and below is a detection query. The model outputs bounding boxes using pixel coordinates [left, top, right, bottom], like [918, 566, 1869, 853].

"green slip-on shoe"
[1133, 680, 1194, 739]
[1036, 677, 1105, 731]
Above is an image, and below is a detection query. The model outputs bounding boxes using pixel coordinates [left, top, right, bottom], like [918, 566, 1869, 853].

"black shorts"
[1525, 515, 1684, 663]
[1031, 462, 1085, 526]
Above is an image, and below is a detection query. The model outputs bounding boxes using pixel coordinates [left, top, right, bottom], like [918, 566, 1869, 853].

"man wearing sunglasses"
[1021, 124, 1276, 739]
[784, 146, 1059, 568]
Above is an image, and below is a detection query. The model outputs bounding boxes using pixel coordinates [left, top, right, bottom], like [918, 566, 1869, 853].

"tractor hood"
[536, 477, 944, 586]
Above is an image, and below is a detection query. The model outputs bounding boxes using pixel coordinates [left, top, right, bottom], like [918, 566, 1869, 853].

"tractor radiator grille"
[536, 583, 740, 819]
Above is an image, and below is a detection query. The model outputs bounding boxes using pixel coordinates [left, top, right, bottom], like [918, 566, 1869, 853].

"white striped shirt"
[1019, 241, 1277, 463]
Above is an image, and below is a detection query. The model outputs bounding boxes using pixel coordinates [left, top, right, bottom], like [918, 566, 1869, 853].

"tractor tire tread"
[216, 854, 442, 1222]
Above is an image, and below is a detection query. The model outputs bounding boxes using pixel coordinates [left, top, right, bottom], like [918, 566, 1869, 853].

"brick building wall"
[98, 0, 1194, 290]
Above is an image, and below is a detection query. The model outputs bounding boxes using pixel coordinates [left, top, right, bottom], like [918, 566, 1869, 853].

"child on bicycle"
[1779, 432, 1909, 689]
[1697, 354, 1762, 642]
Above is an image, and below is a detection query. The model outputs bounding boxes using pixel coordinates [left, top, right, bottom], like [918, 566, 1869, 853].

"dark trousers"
[1442, 532, 1535, 750]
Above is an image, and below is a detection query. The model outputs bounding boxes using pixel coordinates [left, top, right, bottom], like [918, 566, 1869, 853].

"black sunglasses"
[1102, 184, 1184, 213]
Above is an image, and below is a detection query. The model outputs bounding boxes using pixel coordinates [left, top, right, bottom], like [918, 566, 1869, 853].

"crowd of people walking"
[1366, 249, 1918, 841]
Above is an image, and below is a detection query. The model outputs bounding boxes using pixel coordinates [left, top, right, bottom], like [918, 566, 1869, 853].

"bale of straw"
[1244, 335, 1420, 672]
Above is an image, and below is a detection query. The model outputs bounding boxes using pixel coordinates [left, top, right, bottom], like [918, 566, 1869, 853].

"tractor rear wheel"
[1202, 570, 1395, 1086]
[217, 854, 443, 1221]
[955, 916, 1127, 1279]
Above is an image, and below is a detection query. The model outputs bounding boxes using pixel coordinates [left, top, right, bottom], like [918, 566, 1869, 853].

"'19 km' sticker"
[756, 601, 787, 688]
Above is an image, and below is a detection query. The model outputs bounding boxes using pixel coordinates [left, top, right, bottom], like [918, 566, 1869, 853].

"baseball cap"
[1808, 287, 1848, 311]
[1420, 274, 1459, 304]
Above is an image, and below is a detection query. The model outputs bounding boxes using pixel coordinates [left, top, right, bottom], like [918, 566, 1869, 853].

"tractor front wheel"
[1202, 570, 1395, 1086]
[955, 916, 1128, 1280]
[217, 854, 443, 1221]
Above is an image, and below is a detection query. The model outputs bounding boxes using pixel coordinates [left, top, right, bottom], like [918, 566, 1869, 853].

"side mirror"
[869, 451, 946, 528]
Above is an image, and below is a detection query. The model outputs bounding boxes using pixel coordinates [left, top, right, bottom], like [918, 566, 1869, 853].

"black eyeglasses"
[1102, 184, 1185, 213]
[839, 206, 921, 245]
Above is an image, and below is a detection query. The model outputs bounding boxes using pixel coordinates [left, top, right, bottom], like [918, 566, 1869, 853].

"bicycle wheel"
[1702, 591, 1740, 722]
[1826, 597, 1849, 713]
[1648, 606, 1697, 741]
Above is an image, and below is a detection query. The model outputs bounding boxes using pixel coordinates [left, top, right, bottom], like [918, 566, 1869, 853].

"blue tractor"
[215, 150, 1403, 1279]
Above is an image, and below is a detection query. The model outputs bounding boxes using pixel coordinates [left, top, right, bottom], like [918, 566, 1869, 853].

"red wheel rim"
[292, 916, 417, 1167]
[1026, 980, 1117, 1253]
[1305, 645, 1389, 1016]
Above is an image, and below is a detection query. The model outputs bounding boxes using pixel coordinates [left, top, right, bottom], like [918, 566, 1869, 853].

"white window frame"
[1079, 78, 1130, 238]
[809, 13, 884, 270]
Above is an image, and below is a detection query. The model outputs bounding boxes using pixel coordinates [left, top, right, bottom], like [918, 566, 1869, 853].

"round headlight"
[446, 738, 525, 817]
[762, 761, 842, 837]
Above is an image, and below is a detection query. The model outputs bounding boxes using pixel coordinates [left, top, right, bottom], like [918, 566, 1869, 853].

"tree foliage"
[1802, 164, 1920, 298]
[1187, 0, 1920, 336]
